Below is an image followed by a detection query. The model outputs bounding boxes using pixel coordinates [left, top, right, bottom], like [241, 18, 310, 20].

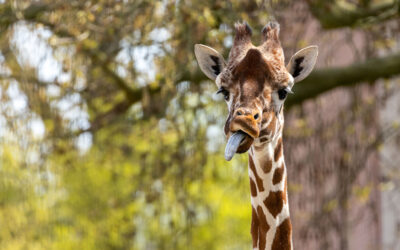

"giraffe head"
[195, 22, 318, 160]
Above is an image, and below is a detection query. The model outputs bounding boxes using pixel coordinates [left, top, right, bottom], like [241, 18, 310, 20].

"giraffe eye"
[217, 87, 230, 101]
[277, 87, 293, 100]
[277, 88, 288, 100]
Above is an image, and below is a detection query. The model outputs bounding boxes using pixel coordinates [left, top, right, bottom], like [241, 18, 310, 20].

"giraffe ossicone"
[194, 21, 318, 250]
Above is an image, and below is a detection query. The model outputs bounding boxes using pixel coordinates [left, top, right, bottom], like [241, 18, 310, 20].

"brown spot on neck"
[249, 155, 264, 192]
[257, 206, 270, 250]
[260, 157, 273, 173]
[264, 191, 284, 218]
[259, 128, 270, 137]
[272, 163, 284, 185]
[271, 218, 292, 250]
[274, 138, 283, 162]
[251, 206, 259, 248]
[249, 177, 257, 197]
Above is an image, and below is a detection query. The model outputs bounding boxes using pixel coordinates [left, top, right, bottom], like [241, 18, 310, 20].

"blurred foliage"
[0, 0, 266, 249]
[0, 0, 400, 249]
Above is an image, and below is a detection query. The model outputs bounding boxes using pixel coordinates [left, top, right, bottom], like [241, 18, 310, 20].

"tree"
[0, 0, 399, 249]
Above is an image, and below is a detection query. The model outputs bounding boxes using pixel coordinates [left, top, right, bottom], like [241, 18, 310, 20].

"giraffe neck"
[248, 135, 292, 250]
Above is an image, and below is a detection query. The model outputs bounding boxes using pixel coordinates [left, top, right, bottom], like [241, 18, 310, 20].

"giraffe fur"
[194, 21, 318, 250]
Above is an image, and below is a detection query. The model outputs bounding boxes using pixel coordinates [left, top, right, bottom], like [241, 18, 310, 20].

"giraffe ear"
[287, 46, 318, 83]
[194, 44, 226, 81]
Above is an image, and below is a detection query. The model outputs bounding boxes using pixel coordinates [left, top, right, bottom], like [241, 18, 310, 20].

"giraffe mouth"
[224, 131, 253, 161]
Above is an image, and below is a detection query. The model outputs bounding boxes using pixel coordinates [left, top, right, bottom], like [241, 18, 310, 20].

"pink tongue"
[224, 131, 247, 161]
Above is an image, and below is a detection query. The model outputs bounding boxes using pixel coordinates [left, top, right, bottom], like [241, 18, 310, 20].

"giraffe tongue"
[224, 131, 247, 161]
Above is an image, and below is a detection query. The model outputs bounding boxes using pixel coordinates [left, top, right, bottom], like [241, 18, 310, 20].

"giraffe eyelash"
[216, 87, 230, 101]
[277, 87, 294, 100]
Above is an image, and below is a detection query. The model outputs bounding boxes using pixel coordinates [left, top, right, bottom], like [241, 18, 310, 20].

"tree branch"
[286, 52, 400, 108]
[307, 0, 399, 29]
[4, 2, 400, 117]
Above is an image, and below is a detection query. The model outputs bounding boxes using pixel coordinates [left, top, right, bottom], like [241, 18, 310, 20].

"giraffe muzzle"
[224, 111, 260, 160]
[229, 110, 261, 139]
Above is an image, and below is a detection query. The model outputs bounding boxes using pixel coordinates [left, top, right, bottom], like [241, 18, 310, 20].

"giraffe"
[194, 21, 318, 250]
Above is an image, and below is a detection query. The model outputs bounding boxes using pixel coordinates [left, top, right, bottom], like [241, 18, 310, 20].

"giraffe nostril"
[254, 113, 259, 120]
[237, 111, 243, 116]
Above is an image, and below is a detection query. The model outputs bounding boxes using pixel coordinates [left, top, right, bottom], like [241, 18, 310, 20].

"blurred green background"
[1, 0, 400, 249]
